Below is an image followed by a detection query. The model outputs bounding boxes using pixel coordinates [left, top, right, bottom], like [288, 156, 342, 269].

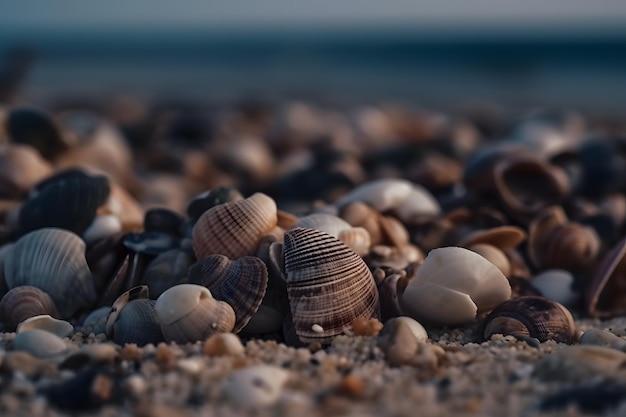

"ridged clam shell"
[155, 284, 236, 344]
[483, 296, 576, 344]
[18, 169, 110, 236]
[0, 286, 59, 330]
[188, 255, 268, 333]
[110, 299, 165, 347]
[4, 228, 97, 318]
[192, 193, 277, 260]
[283, 227, 380, 344]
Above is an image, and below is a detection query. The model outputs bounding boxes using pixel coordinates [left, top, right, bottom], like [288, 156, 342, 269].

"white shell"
[400, 246, 511, 325]
[530, 269, 578, 307]
[393, 316, 429, 342]
[83, 215, 122, 245]
[334, 179, 413, 212]
[293, 213, 352, 237]
[16, 315, 74, 338]
[391, 184, 441, 222]
[220, 365, 289, 407]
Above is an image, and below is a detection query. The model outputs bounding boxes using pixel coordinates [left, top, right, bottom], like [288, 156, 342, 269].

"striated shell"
[154, 284, 236, 344]
[110, 299, 165, 347]
[188, 255, 268, 333]
[18, 169, 110, 236]
[400, 246, 511, 326]
[105, 285, 150, 337]
[4, 228, 97, 318]
[141, 249, 193, 299]
[192, 193, 277, 261]
[0, 286, 59, 331]
[187, 186, 244, 223]
[483, 296, 576, 344]
[283, 227, 380, 344]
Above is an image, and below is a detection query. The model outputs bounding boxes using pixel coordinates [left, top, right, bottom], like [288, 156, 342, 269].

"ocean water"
[1, 28, 626, 111]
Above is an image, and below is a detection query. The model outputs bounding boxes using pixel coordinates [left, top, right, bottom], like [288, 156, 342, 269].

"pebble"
[220, 365, 290, 407]
[16, 315, 74, 338]
[579, 328, 626, 352]
[377, 316, 429, 366]
[532, 345, 626, 383]
[203, 333, 245, 357]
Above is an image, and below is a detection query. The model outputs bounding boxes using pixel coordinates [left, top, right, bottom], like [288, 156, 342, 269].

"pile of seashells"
[1, 102, 625, 355]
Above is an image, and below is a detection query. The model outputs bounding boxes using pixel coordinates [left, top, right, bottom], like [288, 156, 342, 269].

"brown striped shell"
[283, 227, 380, 344]
[188, 255, 268, 333]
[192, 193, 278, 260]
[0, 285, 59, 330]
[3, 228, 97, 318]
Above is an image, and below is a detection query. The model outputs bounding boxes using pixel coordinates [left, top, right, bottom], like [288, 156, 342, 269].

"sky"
[2, 0, 626, 33]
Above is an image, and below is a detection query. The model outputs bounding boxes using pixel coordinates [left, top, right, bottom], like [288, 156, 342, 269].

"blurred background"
[1, 0, 626, 113]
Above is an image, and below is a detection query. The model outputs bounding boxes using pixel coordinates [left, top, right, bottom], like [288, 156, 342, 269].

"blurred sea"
[1, 28, 626, 112]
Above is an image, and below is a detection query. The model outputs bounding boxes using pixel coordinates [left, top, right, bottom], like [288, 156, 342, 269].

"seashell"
[17, 315, 73, 338]
[378, 272, 408, 322]
[483, 296, 576, 344]
[55, 111, 138, 192]
[458, 225, 526, 249]
[220, 365, 289, 407]
[192, 193, 277, 261]
[528, 206, 600, 271]
[80, 306, 110, 336]
[492, 156, 570, 222]
[293, 213, 353, 237]
[337, 227, 371, 256]
[18, 169, 110, 236]
[339, 201, 384, 245]
[532, 345, 626, 383]
[366, 243, 424, 271]
[154, 284, 236, 344]
[188, 255, 267, 333]
[585, 237, 626, 317]
[530, 269, 578, 307]
[110, 299, 165, 347]
[143, 208, 185, 236]
[0, 144, 53, 199]
[105, 285, 150, 337]
[4, 228, 97, 318]
[187, 186, 244, 223]
[276, 209, 299, 230]
[400, 246, 511, 326]
[5, 106, 69, 160]
[283, 227, 380, 344]
[82, 214, 122, 246]
[13, 329, 68, 359]
[141, 249, 193, 299]
[334, 178, 413, 212]
[377, 316, 429, 367]
[389, 184, 441, 223]
[0, 285, 59, 330]
[466, 243, 510, 277]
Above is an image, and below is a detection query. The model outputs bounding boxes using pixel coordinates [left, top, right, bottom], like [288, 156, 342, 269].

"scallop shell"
[4, 228, 97, 318]
[400, 246, 511, 325]
[0, 285, 59, 330]
[154, 284, 236, 344]
[192, 193, 277, 260]
[18, 169, 110, 236]
[483, 296, 576, 344]
[283, 227, 380, 344]
[188, 255, 268, 333]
